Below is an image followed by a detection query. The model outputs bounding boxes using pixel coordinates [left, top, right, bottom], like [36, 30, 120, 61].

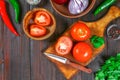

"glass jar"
[107, 24, 120, 40]
[26, 0, 41, 5]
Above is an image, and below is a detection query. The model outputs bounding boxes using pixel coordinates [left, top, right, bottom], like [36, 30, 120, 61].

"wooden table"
[0, 0, 120, 80]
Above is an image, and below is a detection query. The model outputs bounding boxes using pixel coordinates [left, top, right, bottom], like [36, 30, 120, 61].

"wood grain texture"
[0, 0, 120, 80]
[0, 5, 4, 80]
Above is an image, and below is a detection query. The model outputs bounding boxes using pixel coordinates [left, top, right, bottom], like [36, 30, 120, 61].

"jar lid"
[26, 0, 41, 5]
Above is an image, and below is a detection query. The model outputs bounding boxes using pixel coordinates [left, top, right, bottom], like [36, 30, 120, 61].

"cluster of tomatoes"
[55, 22, 93, 63]
[29, 10, 51, 37]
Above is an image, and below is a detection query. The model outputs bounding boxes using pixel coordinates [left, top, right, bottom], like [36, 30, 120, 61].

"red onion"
[68, 0, 89, 14]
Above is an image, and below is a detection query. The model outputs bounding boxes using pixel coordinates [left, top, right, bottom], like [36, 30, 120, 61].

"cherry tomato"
[55, 36, 73, 55]
[53, 0, 68, 4]
[70, 22, 91, 41]
[73, 42, 92, 63]
[30, 24, 47, 37]
[34, 11, 51, 26]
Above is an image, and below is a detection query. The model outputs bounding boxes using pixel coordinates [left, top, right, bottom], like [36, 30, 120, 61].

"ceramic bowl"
[23, 8, 56, 40]
[50, 0, 96, 18]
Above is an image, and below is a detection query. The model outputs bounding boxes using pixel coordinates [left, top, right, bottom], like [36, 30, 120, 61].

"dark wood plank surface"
[0, 0, 120, 80]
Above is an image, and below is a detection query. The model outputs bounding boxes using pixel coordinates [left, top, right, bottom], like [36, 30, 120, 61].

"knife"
[44, 52, 92, 73]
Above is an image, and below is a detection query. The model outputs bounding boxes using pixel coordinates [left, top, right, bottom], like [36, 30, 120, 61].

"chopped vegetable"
[90, 35, 104, 48]
[30, 24, 47, 37]
[95, 53, 120, 80]
[55, 36, 73, 55]
[34, 11, 51, 26]
[68, 0, 89, 15]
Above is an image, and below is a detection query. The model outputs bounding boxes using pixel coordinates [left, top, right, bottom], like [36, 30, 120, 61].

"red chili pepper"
[0, 0, 19, 36]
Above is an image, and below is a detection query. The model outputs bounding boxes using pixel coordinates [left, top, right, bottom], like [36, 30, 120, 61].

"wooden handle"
[97, 6, 120, 27]
[85, 6, 120, 37]
[66, 60, 92, 73]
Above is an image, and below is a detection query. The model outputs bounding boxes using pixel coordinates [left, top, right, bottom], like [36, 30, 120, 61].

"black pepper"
[107, 24, 120, 40]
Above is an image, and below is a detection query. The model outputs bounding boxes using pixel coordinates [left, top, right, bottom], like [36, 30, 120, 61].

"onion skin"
[68, 0, 89, 15]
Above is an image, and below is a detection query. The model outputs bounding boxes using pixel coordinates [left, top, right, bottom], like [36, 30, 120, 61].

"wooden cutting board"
[45, 6, 120, 79]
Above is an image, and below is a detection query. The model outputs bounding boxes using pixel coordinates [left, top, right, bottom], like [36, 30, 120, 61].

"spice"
[0, 0, 19, 36]
[26, 0, 41, 5]
[107, 24, 120, 40]
[95, 53, 120, 80]
[90, 35, 104, 48]
[94, 0, 116, 16]
[9, 0, 20, 23]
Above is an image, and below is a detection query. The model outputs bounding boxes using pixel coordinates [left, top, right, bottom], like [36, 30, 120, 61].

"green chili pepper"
[9, 0, 20, 23]
[95, 53, 120, 80]
[90, 35, 104, 48]
[94, 0, 116, 16]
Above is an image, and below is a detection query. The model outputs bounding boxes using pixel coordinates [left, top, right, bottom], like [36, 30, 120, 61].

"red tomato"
[34, 11, 51, 26]
[73, 42, 92, 63]
[53, 0, 68, 4]
[55, 36, 73, 55]
[70, 22, 91, 41]
[30, 24, 47, 37]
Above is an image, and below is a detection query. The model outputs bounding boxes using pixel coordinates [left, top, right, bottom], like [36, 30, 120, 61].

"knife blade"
[44, 52, 92, 73]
